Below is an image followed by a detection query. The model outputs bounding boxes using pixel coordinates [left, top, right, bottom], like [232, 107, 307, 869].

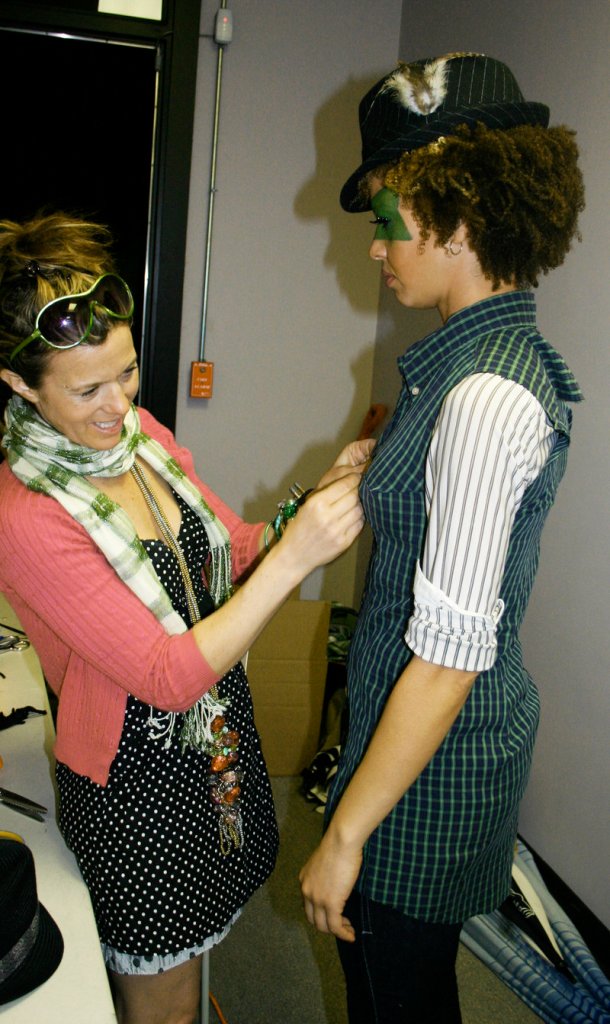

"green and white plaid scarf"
[3, 395, 232, 750]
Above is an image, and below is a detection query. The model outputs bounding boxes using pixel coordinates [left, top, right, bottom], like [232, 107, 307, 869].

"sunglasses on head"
[10, 273, 134, 362]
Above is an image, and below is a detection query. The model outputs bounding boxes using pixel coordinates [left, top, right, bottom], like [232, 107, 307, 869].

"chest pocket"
[362, 424, 428, 548]
[362, 387, 436, 542]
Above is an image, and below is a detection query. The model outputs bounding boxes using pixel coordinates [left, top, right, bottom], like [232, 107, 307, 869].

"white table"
[0, 594, 117, 1021]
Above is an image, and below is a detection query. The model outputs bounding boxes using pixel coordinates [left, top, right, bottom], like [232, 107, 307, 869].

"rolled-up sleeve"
[406, 373, 555, 671]
[407, 562, 504, 672]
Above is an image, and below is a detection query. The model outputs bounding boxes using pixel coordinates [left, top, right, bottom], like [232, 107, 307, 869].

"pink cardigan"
[0, 409, 263, 785]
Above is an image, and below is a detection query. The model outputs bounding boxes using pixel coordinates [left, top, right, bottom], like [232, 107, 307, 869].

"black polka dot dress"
[57, 494, 279, 973]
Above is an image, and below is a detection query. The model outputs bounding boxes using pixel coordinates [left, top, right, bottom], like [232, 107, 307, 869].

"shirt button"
[411, 386, 420, 396]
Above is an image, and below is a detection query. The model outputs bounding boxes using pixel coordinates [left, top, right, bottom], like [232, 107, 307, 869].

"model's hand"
[299, 831, 362, 942]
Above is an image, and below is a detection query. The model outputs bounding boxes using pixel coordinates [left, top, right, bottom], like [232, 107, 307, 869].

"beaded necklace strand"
[130, 462, 243, 855]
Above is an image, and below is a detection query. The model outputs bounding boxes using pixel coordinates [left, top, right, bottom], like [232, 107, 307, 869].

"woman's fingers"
[332, 438, 377, 468]
[277, 471, 365, 575]
[318, 462, 367, 488]
[305, 477, 365, 549]
[317, 440, 375, 489]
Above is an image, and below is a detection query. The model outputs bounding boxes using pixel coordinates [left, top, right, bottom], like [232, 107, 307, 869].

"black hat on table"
[0, 836, 64, 1005]
[340, 52, 550, 212]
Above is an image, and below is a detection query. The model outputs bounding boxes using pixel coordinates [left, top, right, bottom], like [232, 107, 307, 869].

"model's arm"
[299, 655, 477, 941]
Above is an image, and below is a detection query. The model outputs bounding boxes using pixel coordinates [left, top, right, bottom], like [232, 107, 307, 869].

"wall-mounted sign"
[98, 0, 163, 20]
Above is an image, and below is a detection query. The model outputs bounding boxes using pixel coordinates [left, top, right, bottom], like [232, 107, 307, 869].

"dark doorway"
[0, 28, 157, 362]
[0, 1, 201, 430]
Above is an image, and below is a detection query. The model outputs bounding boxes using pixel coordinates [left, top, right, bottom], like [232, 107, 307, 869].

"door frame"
[0, 0, 201, 430]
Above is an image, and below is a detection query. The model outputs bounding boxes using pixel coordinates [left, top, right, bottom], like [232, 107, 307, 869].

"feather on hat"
[382, 58, 451, 115]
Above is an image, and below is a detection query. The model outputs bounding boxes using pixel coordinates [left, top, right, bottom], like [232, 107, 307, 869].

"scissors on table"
[0, 787, 47, 822]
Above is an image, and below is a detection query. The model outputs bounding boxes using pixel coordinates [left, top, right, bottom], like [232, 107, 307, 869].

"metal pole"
[200, 949, 210, 1024]
[199, 1, 227, 362]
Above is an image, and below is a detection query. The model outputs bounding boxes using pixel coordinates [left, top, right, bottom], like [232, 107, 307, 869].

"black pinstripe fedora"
[340, 53, 550, 211]
[0, 837, 64, 1005]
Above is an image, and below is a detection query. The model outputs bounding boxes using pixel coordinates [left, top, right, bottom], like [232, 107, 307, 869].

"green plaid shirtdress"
[326, 291, 583, 923]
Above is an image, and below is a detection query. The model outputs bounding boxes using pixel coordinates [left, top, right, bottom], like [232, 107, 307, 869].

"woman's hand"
[279, 471, 365, 577]
[299, 830, 362, 942]
[316, 439, 376, 490]
[192, 447, 369, 679]
[333, 438, 376, 469]
[274, 438, 374, 579]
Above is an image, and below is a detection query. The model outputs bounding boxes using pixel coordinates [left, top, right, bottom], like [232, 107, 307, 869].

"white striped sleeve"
[406, 373, 555, 672]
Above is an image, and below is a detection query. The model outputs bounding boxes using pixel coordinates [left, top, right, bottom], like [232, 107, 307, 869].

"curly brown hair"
[372, 123, 584, 289]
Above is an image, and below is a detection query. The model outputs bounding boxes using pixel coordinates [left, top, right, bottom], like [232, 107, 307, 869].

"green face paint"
[370, 188, 412, 242]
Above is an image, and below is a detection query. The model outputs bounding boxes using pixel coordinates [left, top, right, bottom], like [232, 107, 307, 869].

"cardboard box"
[247, 599, 330, 776]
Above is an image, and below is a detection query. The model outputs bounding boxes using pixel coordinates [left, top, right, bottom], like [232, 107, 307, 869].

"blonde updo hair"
[0, 212, 118, 392]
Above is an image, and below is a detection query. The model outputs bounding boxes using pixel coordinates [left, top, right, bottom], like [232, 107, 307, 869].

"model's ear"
[452, 222, 469, 246]
[0, 368, 39, 403]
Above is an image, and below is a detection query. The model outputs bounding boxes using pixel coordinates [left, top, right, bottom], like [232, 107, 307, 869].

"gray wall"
[175, 1, 609, 927]
[177, 0, 402, 607]
[393, 1, 610, 927]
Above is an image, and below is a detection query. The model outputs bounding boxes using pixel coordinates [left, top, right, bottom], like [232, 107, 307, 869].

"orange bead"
[211, 754, 230, 772]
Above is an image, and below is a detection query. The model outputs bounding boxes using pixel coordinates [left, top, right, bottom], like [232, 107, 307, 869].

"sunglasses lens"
[94, 276, 134, 317]
[38, 299, 90, 348]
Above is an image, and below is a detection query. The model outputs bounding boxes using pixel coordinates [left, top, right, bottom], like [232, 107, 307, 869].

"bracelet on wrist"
[264, 482, 313, 551]
[263, 520, 275, 553]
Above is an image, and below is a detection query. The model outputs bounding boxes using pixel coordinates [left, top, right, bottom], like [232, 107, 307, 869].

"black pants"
[336, 890, 463, 1024]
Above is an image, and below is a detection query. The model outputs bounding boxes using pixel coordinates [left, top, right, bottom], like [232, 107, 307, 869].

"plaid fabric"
[3, 398, 232, 748]
[326, 291, 582, 922]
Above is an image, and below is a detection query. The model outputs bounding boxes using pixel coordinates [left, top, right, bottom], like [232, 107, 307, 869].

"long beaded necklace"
[130, 461, 243, 855]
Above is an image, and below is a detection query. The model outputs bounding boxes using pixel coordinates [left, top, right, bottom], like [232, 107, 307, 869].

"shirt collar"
[397, 291, 538, 390]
